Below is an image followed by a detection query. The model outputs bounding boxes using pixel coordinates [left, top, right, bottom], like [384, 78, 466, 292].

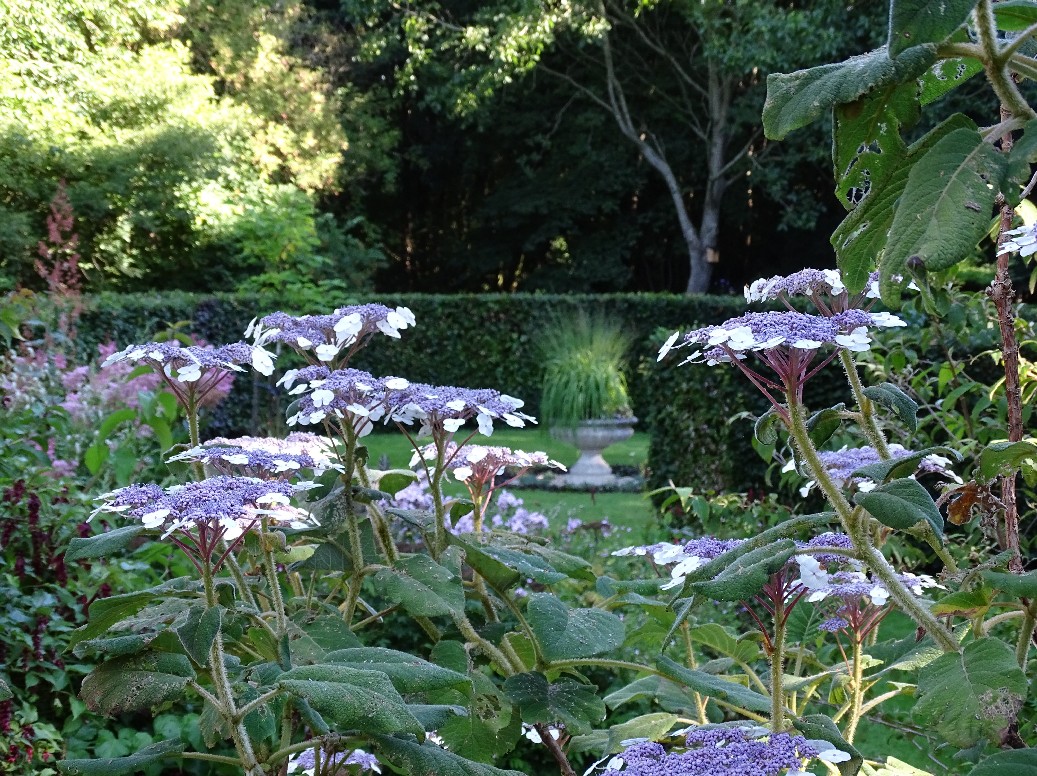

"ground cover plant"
[4, 1, 1037, 775]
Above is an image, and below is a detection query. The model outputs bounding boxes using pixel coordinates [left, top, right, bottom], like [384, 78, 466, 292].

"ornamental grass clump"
[538, 311, 634, 427]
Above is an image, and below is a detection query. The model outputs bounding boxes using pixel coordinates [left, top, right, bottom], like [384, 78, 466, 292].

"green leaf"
[851, 446, 960, 483]
[0, 678, 11, 701]
[502, 672, 605, 735]
[175, 606, 222, 667]
[881, 127, 1008, 304]
[407, 704, 469, 730]
[833, 114, 974, 294]
[526, 594, 625, 661]
[374, 470, 418, 496]
[854, 477, 944, 536]
[967, 749, 1037, 775]
[450, 499, 475, 525]
[374, 552, 465, 618]
[982, 569, 1037, 598]
[451, 536, 567, 589]
[279, 664, 424, 736]
[293, 541, 354, 572]
[754, 409, 783, 445]
[57, 740, 186, 776]
[373, 735, 527, 776]
[80, 652, 195, 715]
[993, 0, 1037, 31]
[978, 440, 1037, 483]
[69, 578, 201, 649]
[931, 587, 994, 618]
[687, 624, 761, 664]
[791, 714, 863, 776]
[861, 383, 919, 430]
[888, 0, 979, 56]
[914, 638, 1027, 748]
[656, 656, 771, 713]
[764, 45, 936, 140]
[97, 408, 138, 440]
[568, 713, 678, 756]
[65, 525, 147, 562]
[920, 56, 984, 106]
[437, 671, 519, 762]
[688, 540, 797, 601]
[325, 647, 470, 693]
[807, 405, 846, 448]
[84, 443, 109, 475]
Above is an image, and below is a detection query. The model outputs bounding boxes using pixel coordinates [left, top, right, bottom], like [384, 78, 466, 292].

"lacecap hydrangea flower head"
[280, 366, 405, 434]
[166, 433, 342, 480]
[247, 303, 415, 366]
[745, 268, 882, 314]
[606, 726, 849, 776]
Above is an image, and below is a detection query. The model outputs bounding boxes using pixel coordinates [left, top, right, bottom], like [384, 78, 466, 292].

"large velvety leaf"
[373, 735, 528, 776]
[175, 606, 222, 667]
[656, 656, 771, 714]
[603, 676, 699, 715]
[57, 740, 185, 776]
[993, 0, 1037, 30]
[833, 114, 973, 294]
[503, 672, 605, 735]
[861, 383, 919, 431]
[278, 664, 424, 735]
[526, 593, 625, 661]
[69, 577, 202, 649]
[452, 536, 568, 589]
[833, 82, 916, 217]
[687, 624, 761, 664]
[854, 477, 944, 536]
[80, 652, 195, 715]
[982, 569, 1037, 598]
[374, 553, 465, 617]
[888, 0, 979, 56]
[881, 126, 1007, 304]
[437, 671, 519, 762]
[325, 647, 470, 693]
[65, 525, 147, 562]
[920, 56, 984, 106]
[967, 749, 1037, 775]
[688, 540, 797, 601]
[913, 638, 1027, 748]
[764, 45, 936, 140]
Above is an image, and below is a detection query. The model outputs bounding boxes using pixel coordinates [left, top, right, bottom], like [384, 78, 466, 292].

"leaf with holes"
[833, 114, 973, 294]
[503, 672, 605, 735]
[888, 0, 979, 56]
[80, 652, 195, 715]
[914, 638, 1027, 748]
[526, 594, 624, 661]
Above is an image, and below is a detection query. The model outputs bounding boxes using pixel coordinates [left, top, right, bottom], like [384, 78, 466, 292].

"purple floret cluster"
[167, 434, 341, 480]
[610, 728, 822, 776]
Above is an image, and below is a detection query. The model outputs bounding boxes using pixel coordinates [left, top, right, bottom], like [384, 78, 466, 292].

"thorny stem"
[784, 391, 959, 652]
[992, 185, 1025, 572]
[839, 351, 891, 458]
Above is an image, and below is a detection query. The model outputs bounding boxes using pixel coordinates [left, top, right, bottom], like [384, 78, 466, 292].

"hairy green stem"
[1016, 601, 1037, 667]
[977, 0, 1037, 119]
[770, 600, 787, 732]
[260, 520, 288, 636]
[839, 351, 890, 458]
[845, 638, 866, 743]
[784, 394, 959, 652]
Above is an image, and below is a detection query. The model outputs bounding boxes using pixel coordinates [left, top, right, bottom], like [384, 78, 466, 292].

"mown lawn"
[362, 428, 659, 539]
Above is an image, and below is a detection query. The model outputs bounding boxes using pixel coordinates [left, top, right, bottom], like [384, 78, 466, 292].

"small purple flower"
[281, 367, 403, 434]
[286, 746, 381, 774]
[795, 532, 854, 566]
[410, 442, 565, 483]
[796, 444, 962, 496]
[744, 268, 885, 312]
[612, 536, 745, 590]
[103, 341, 275, 379]
[247, 303, 415, 364]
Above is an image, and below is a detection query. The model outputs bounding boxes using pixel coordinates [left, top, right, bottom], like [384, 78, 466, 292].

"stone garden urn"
[551, 416, 638, 487]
